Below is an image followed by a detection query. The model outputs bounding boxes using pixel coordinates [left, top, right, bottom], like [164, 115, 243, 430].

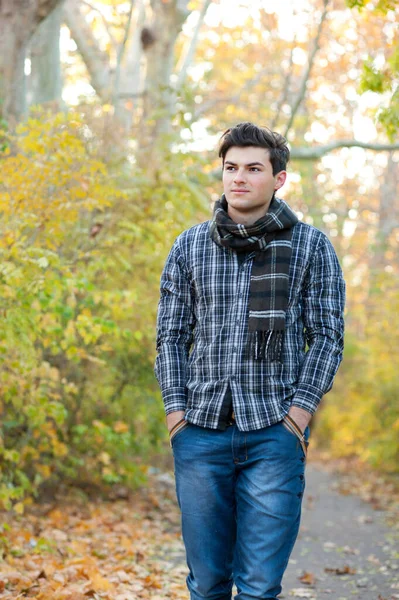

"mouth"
[231, 189, 249, 194]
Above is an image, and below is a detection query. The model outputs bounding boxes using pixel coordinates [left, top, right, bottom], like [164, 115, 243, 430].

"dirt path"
[282, 463, 399, 599]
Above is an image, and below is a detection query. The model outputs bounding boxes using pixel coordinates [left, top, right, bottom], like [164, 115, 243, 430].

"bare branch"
[271, 37, 296, 130]
[118, 0, 146, 106]
[176, 0, 212, 90]
[79, 0, 118, 51]
[64, 0, 111, 100]
[290, 139, 399, 160]
[283, 0, 329, 138]
[112, 0, 135, 108]
[207, 139, 399, 181]
[193, 67, 271, 119]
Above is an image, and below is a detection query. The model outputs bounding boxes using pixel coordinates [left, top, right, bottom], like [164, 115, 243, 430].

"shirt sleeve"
[154, 240, 195, 415]
[292, 235, 345, 415]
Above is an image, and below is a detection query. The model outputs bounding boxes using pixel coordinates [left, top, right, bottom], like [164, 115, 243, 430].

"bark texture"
[29, 1, 64, 107]
[136, 0, 190, 169]
[116, 0, 147, 129]
[0, 0, 63, 122]
[371, 154, 399, 271]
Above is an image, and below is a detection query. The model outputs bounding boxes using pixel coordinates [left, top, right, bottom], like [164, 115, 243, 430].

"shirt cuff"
[291, 383, 324, 415]
[162, 388, 188, 415]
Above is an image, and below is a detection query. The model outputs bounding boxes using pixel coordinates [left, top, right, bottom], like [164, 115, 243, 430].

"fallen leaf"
[143, 574, 162, 589]
[289, 588, 316, 598]
[357, 514, 373, 524]
[367, 554, 381, 564]
[324, 565, 357, 575]
[342, 545, 359, 555]
[298, 571, 316, 586]
[323, 541, 336, 550]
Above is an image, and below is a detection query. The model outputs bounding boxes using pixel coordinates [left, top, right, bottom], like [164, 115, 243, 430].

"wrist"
[288, 406, 312, 433]
[166, 410, 186, 432]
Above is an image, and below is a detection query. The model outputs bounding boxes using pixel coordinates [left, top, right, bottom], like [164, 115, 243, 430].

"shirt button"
[232, 347, 237, 353]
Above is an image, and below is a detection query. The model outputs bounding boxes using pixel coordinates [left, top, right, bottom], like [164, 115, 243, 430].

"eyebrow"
[224, 161, 265, 168]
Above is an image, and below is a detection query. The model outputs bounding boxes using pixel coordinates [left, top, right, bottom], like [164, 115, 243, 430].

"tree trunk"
[29, 1, 64, 107]
[115, 0, 147, 131]
[0, 0, 63, 124]
[371, 154, 398, 272]
[136, 0, 190, 171]
[176, 0, 211, 90]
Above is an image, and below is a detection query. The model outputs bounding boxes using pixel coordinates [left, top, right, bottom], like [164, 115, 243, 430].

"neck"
[227, 202, 272, 226]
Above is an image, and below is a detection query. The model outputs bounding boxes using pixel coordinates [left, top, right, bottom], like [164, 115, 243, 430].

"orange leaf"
[325, 565, 357, 575]
[299, 571, 316, 585]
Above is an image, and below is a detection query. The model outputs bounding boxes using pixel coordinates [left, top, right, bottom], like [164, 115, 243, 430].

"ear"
[274, 170, 287, 191]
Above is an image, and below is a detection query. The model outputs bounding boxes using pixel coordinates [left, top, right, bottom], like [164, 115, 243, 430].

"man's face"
[222, 146, 286, 217]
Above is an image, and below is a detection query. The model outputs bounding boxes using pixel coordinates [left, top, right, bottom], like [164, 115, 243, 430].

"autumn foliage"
[0, 98, 398, 513]
[0, 108, 213, 512]
[0, 112, 149, 511]
[316, 273, 399, 473]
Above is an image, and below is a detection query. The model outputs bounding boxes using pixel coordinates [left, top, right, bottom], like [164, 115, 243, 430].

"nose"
[233, 168, 246, 184]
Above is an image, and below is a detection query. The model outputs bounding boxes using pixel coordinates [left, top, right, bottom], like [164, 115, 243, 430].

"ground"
[0, 453, 398, 599]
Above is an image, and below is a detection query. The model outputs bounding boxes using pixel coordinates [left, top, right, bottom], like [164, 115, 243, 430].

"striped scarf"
[210, 194, 298, 360]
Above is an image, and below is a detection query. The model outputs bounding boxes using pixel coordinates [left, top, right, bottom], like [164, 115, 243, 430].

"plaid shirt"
[155, 220, 345, 431]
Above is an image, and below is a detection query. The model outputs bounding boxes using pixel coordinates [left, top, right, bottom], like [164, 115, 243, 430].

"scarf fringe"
[249, 331, 284, 361]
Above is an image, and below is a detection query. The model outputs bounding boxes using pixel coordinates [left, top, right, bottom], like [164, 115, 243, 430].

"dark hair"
[218, 122, 290, 175]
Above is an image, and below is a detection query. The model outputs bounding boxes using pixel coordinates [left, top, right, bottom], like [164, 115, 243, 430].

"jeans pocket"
[169, 419, 189, 447]
[281, 415, 309, 458]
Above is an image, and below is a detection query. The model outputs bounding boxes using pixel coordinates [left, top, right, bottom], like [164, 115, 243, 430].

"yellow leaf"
[113, 421, 129, 434]
[99, 452, 111, 465]
[90, 572, 112, 591]
[14, 502, 24, 515]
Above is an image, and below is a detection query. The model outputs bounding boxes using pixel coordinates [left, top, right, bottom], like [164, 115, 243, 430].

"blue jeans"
[172, 420, 310, 600]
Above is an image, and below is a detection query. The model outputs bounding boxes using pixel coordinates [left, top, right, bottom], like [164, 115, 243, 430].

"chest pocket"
[189, 258, 240, 320]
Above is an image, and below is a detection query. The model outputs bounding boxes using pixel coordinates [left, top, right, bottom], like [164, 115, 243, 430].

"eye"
[224, 166, 235, 171]
[250, 167, 260, 172]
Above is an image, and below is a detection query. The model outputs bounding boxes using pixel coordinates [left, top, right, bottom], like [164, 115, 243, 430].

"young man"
[155, 122, 345, 600]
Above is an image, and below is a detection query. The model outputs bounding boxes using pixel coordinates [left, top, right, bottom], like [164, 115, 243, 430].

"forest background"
[0, 0, 398, 513]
